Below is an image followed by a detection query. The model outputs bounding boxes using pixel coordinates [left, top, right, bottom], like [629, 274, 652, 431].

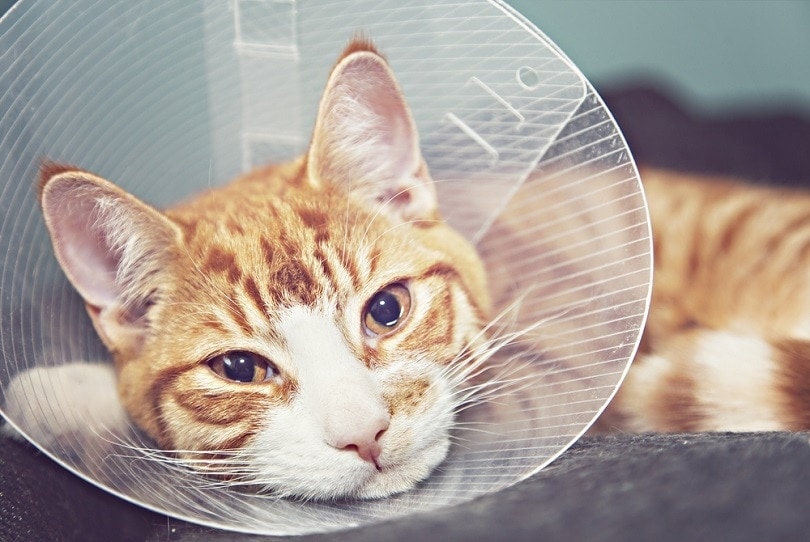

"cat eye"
[208, 351, 278, 383]
[364, 283, 411, 336]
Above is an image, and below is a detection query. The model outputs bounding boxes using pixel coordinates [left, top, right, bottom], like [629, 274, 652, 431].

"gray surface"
[173, 432, 810, 542]
[3, 428, 810, 542]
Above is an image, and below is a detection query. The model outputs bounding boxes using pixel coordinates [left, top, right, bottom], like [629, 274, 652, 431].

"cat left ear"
[307, 41, 438, 223]
[38, 164, 180, 357]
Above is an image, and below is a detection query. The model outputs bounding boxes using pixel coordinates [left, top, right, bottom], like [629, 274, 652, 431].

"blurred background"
[504, 0, 810, 183]
[1, 0, 808, 181]
[2, 1, 808, 115]
[507, 0, 810, 116]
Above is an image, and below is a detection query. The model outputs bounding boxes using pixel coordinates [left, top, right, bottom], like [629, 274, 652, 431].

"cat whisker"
[449, 422, 507, 438]
[441, 324, 538, 385]
[443, 293, 591, 390]
[436, 294, 534, 377]
[358, 177, 440, 245]
[366, 218, 444, 249]
[451, 372, 540, 414]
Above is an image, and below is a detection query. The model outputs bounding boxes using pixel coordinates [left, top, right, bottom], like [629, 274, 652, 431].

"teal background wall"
[2, 1, 809, 114]
[505, 0, 810, 115]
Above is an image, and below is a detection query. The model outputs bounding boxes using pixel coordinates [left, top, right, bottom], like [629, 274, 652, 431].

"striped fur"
[25, 38, 810, 501]
[597, 168, 810, 432]
[34, 40, 490, 499]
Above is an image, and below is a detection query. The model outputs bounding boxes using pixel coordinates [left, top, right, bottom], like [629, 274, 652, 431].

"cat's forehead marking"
[190, 224, 335, 312]
[203, 246, 243, 283]
[171, 174, 455, 352]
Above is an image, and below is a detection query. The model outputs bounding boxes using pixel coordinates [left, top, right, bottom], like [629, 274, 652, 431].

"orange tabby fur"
[33, 39, 491, 499]
[21, 37, 810, 502]
[599, 167, 810, 432]
[113, 155, 488, 449]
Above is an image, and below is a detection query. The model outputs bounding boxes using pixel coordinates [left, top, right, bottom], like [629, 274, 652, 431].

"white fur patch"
[693, 331, 784, 431]
[620, 330, 787, 432]
[277, 305, 389, 449]
[2, 362, 129, 445]
[240, 304, 454, 499]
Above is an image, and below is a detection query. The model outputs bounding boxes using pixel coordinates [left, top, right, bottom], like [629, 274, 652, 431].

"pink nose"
[332, 418, 389, 468]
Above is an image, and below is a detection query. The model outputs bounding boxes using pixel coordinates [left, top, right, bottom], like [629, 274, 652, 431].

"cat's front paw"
[2, 362, 129, 451]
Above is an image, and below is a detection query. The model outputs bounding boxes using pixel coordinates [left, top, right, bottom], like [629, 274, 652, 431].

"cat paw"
[2, 362, 129, 450]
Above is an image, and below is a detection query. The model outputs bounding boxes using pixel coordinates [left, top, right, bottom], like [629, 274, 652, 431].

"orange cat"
[9, 39, 489, 500]
[598, 168, 810, 432]
[5, 37, 810, 503]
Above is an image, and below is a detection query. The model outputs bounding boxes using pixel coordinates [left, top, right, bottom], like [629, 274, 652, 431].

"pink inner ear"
[365, 72, 417, 176]
[340, 56, 419, 181]
[313, 52, 423, 188]
[309, 49, 438, 221]
[44, 183, 125, 311]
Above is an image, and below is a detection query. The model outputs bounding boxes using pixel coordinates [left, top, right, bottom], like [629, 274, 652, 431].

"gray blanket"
[3, 431, 810, 541]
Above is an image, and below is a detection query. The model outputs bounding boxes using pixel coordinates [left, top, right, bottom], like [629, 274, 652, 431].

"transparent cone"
[0, 0, 651, 535]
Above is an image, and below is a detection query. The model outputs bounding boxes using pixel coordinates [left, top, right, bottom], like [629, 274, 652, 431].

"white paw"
[2, 362, 129, 449]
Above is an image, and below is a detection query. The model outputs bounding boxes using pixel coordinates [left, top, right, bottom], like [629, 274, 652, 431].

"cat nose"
[332, 417, 389, 467]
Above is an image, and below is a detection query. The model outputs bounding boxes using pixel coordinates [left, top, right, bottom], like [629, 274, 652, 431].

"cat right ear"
[307, 39, 439, 223]
[38, 164, 180, 356]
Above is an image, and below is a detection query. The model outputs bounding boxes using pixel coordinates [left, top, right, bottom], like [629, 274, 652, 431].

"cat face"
[37, 39, 490, 499]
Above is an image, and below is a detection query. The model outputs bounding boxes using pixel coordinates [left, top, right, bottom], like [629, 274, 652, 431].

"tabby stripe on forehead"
[298, 205, 330, 244]
[297, 206, 328, 230]
[419, 263, 487, 322]
[259, 237, 275, 265]
[274, 261, 318, 305]
[226, 218, 246, 236]
[339, 243, 364, 290]
[315, 243, 362, 292]
[242, 276, 268, 317]
[204, 247, 243, 283]
[201, 319, 229, 334]
[313, 245, 340, 293]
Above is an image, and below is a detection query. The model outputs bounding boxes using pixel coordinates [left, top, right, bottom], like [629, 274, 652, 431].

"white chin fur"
[241, 363, 455, 501]
[247, 427, 451, 501]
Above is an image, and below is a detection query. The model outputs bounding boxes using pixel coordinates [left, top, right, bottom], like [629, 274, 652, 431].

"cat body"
[600, 168, 810, 432]
[4, 37, 810, 502]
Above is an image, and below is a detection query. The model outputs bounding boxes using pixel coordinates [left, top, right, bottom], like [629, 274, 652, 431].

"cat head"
[38, 38, 490, 500]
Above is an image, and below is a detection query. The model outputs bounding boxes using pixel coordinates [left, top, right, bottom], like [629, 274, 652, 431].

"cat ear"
[38, 164, 180, 356]
[307, 41, 438, 222]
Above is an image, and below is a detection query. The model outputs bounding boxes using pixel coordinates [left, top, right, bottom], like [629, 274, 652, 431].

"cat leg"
[2, 362, 129, 449]
[601, 330, 789, 432]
